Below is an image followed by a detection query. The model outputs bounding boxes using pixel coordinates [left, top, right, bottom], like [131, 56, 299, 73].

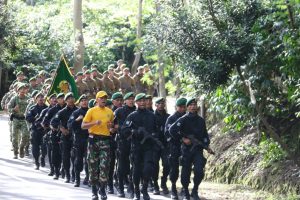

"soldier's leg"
[181, 148, 193, 200]
[19, 121, 30, 157]
[83, 139, 89, 185]
[191, 152, 206, 200]
[169, 143, 181, 199]
[12, 120, 20, 158]
[161, 147, 170, 194]
[31, 131, 40, 169]
[62, 138, 72, 183]
[142, 149, 154, 200]
[132, 149, 142, 200]
[152, 148, 161, 195]
[108, 139, 116, 194]
[46, 133, 54, 175]
[88, 137, 100, 199]
[74, 141, 84, 187]
[52, 134, 62, 180]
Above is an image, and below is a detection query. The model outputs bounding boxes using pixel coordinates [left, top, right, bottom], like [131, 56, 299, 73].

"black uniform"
[26, 103, 48, 169]
[169, 112, 210, 199]
[67, 107, 89, 186]
[114, 105, 136, 196]
[165, 111, 186, 197]
[42, 104, 65, 179]
[153, 109, 170, 193]
[51, 105, 77, 182]
[37, 105, 54, 175]
[121, 108, 157, 200]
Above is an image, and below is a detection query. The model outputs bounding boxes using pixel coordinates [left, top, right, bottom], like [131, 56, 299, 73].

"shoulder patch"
[177, 122, 181, 126]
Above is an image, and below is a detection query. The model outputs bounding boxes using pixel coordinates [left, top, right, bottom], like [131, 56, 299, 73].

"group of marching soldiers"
[1, 60, 213, 200]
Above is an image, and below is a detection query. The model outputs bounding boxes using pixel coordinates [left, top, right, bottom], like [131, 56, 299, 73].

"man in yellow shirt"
[82, 91, 115, 200]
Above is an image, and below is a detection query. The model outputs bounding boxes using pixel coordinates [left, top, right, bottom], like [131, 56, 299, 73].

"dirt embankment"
[205, 123, 300, 196]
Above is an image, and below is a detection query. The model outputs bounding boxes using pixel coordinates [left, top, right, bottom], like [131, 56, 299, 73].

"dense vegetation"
[0, 0, 299, 195]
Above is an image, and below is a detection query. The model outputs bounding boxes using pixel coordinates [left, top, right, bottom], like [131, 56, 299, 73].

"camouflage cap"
[17, 83, 26, 91]
[16, 71, 24, 76]
[135, 93, 146, 101]
[31, 90, 39, 98]
[112, 92, 123, 100]
[29, 77, 36, 82]
[124, 92, 134, 100]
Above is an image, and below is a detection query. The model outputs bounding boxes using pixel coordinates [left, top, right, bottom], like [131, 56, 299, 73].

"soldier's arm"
[7, 96, 17, 114]
[25, 106, 36, 123]
[50, 111, 61, 130]
[121, 113, 135, 139]
[169, 117, 185, 140]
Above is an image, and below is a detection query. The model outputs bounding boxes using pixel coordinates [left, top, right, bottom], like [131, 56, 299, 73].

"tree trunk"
[73, 0, 84, 73]
[0, 66, 2, 97]
[157, 47, 166, 98]
[131, 0, 143, 74]
[172, 57, 181, 98]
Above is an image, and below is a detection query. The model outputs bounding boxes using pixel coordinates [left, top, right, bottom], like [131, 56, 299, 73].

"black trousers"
[169, 141, 181, 183]
[152, 145, 170, 183]
[51, 132, 61, 174]
[73, 137, 88, 174]
[117, 140, 131, 191]
[61, 136, 72, 177]
[31, 130, 47, 165]
[180, 146, 206, 191]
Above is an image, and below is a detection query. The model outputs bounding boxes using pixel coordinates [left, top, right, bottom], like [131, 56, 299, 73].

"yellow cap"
[96, 91, 108, 99]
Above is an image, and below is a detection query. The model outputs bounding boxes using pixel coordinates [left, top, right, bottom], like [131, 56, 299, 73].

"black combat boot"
[148, 180, 154, 192]
[99, 184, 107, 200]
[161, 176, 169, 194]
[83, 176, 89, 185]
[191, 189, 200, 200]
[128, 182, 134, 199]
[65, 171, 70, 183]
[53, 168, 60, 180]
[41, 157, 45, 167]
[141, 182, 150, 200]
[182, 188, 190, 200]
[153, 181, 160, 195]
[13, 150, 18, 159]
[35, 161, 40, 170]
[74, 173, 80, 187]
[61, 169, 65, 179]
[91, 185, 99, 200]
[118, 181, 125, 198]
[107, 180, 114, 194]
[171, 184, 178, 200]
[133, 188, 140, 200]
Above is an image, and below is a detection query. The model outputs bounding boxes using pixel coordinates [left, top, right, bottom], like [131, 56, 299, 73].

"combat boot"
[35, 161, 40, 170]
[133, 188, 140, 200]
[13, 150, 18, 159]
[83, 176, 89, 185]
[141, 183, 150, 200]
[182, 188, 190, 200]
[191, 189, 200, 200]
[61, 169, 65, 179]
[74, 173, 80, 187]
[107, 180, 114, 194]
[48, 167, 54, 176]
[19, 147, 24, 158]
[128, 182, 134, 199]
[65, 171, 71, 183]
[171, 184, 178, 200]
[41, 157, 45, 167]
[148, 180, 154, 192]
[91, 185, 99, 200]
[25, 146, 30, 156]
[161, 176, 169, 194]
[153, 181, 160, 195]
[99, 184, 107, 200]
[53, 168, 60, 180]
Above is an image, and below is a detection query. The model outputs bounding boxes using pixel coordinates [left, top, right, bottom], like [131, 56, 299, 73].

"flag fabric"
[47, 55, 79, 100]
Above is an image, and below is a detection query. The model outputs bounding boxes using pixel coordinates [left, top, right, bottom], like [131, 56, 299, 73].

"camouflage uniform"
[102, 76, 115, 97]
[110, 76, 120, 92]
[8, 93, 30, 158]
[76, 79, 89, 97]
[83, 77, 97, 100]
[133, 73, 147, 93]
[119, 75, 135, 94]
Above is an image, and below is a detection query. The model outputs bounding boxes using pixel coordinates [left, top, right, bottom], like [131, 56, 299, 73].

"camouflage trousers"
[87, 137, 111, 186]
[12, 119, 30, 154]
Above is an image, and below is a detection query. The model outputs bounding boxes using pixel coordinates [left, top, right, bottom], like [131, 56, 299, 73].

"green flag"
[47, 55, 79, 100]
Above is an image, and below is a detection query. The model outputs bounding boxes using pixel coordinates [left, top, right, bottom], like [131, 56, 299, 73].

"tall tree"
[131, 0, 143, 74]
[73, 0, 84, 72]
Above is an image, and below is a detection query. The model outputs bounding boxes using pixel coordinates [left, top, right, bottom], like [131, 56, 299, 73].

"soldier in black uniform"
[51, 92, 77, 183]
[145, 95, 154, 112]
[42, 93, 66, 180]
[169, 98, 213, 200]
[114, 92, 136, 198]
[152, 97, 170, 195]
[37, 93, 57, 176]
[165, 97, 187, 200]
[107, 92, 124, 194]
[121, 93, 158, 200]
[26, 93, 48, 170]
[67, 94, 89, 187]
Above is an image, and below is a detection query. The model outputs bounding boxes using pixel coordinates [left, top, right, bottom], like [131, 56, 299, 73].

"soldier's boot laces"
[161, 177, 169, 194]
[153, 181, 160, 195]
[191, 190, 201, 200]
[183, 188, 190, 200]
[41, 157, 45, 167]
[92, 185, 99, 200]
[171, 184, 178, 200]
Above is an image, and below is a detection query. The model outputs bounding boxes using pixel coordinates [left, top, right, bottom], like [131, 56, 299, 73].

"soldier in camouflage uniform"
[108, 67, 120, 91]
[82, 91, 115, 200]
[75, 72, 89, 97]
[83, 70, 98, 100]
[28, 77, 39, 94]
[7, 83, 30, 159]
[118, 68, 135, 94]
[143, 64, 156, 96]
[102, 71, 115, 97]
[91, 69, 104, 91]
[133, 66, 147, 94]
